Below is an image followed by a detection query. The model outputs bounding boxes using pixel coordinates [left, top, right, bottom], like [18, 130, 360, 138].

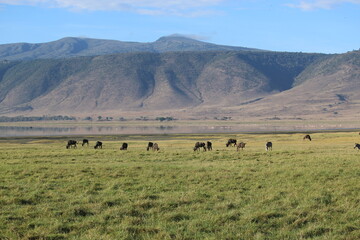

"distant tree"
[136, 116, 149, 121]
[0, 115, 76, 122]
[220, 116, 232, 120]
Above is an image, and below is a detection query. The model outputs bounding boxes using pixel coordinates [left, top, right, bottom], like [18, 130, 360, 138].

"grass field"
[0, 132, 360, 239]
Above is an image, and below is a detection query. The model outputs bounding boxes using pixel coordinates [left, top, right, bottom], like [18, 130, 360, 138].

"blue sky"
[0, 0, 359, 53]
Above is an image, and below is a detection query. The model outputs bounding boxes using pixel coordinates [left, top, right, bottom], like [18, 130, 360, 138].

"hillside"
[0, 51, 332, 118]
[0, 35, 260, 61]
[227, 50, 360, 119]
[2, 36, 359, 120]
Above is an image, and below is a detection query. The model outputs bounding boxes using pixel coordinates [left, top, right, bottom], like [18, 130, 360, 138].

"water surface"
[0, 121, 358, 137]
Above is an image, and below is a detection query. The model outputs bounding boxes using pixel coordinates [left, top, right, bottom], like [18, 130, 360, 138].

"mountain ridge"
[0, 35, 261, 61]
[0, 36, 358, 120]
[0, 50, 335, 118]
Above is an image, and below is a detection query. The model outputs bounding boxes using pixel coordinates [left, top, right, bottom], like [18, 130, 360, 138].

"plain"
[0, 132, 360, 239]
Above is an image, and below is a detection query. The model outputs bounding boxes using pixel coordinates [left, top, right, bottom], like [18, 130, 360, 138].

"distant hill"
[1, 35, 359, 120]
[0, 35, 261, 61]
[228, 50, 360, 119]
[0, 51, 331, 118]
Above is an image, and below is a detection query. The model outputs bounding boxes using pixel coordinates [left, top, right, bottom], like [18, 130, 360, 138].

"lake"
[0, 121, 358, 137]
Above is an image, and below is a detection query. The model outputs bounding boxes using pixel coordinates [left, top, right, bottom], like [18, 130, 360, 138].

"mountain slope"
[0, 36, 261, 61]
[232, 50, 360, 118]
[0, 51, 325, 116]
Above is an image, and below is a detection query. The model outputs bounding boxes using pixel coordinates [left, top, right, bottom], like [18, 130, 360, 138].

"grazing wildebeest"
[354, 143, 360, 150]
[82, 139, 89, 146]
[236, 142, 246, 151]
[94, 141, 102, 149]
[147, 142, 154, 151]
[120, 143, 128, 150]
[265, 142, 272, 151]
[206, 141, 212, 151]
[66, 140, 77, 149]
[226, 139, 237, 147]
[194, 142, 206, 151]
[303, 135, 312, 141]
[152, 143, 160, 151]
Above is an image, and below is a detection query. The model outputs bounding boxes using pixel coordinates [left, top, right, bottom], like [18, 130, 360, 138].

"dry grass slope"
[0, 51, 327, 118]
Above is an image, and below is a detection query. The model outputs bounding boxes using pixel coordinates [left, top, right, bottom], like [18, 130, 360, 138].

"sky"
[0, 0, 359, 53]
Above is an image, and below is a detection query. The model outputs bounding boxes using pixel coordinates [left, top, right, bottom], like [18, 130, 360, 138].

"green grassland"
[0, 132, 360, 239]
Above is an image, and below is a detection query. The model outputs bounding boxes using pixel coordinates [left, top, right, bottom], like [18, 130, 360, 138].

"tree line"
[0, 115, 76, 122]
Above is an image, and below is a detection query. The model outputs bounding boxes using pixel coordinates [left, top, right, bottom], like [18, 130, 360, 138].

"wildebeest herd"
[65, 134, 360, 152]
[66, 139, 161, 151]
[65, 138, 271, 152]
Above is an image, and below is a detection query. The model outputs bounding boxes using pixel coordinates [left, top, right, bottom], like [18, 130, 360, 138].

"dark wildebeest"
[236, 142, 246, 151]
[206, 141, 212, 151]
[266, 142, 272, 151]
[147, 142, 154, 151]
[82, 139, 89, 146]
[354, 143, 360, 150]
[120, 143, 128, 150]
[194, 142, 206, 151]
[153, 143, 160, 151]
[226, 139, 237, 147]
[66, 140, 77, 149]
[94, 141, 102, 149]
[303, 135, 312, 141]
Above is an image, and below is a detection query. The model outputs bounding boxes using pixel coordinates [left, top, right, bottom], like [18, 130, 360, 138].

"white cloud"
[0, 0, 226, 16]
[286, 0, 360, 10]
